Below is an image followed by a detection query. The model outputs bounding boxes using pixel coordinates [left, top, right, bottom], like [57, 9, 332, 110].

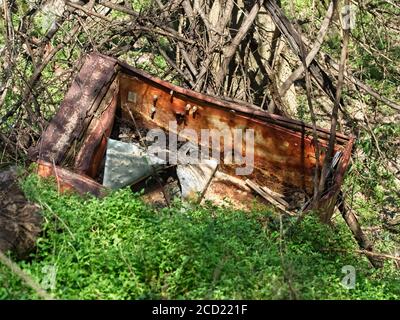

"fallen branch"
[323, 248, 400, 263]
[0, 250, 54, 300]
[153, 40, 195, 86]
[387, 216, 400, 226]
[280, 1, 336, 96]
[319, 0, 347, 194]
[215, 0, 264, 89]
[338, 193, 383, 268]
[99, 0, 195, 45]
[65, 1, 112, 22]
[246, 179, 295, 216]
[322, 51, 400, 112]
[264, 1, 340, 106]
[0, 24, 82, 126]
[298, 26, 322, 207]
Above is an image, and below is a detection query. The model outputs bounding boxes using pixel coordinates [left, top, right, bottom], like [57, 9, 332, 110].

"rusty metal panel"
[118, 73, 346, 196]
[314, 137, 355, 222]
[74, 76, 119, 177]
[117, 56, 349, 145]
[37, 160, 106, 197]
[29, 54, 118, 165]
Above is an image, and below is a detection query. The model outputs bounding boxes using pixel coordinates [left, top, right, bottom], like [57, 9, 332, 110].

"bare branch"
[280, 1, 336, 96]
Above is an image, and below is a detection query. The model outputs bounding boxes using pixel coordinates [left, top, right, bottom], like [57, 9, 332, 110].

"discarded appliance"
[29, 53, 355, 222]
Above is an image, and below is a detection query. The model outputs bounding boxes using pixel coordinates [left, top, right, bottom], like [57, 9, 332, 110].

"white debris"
[177, 159, 218, 202]
[103, 139, 166, 190]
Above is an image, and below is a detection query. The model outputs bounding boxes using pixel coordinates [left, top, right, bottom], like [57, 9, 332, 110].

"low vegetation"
[0, 173, 399, 300]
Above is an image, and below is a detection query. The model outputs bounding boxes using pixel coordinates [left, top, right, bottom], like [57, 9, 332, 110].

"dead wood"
[323, 248, 400, 263]
[319, 0, 348, 195]
[246, 179, 295, 216]
[0, 250, 54, 300]
[0, 166, 42, 259]
[279, 1, 336, 96]
[264, 1, 339, 105]
[338, 193, 383, 268]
